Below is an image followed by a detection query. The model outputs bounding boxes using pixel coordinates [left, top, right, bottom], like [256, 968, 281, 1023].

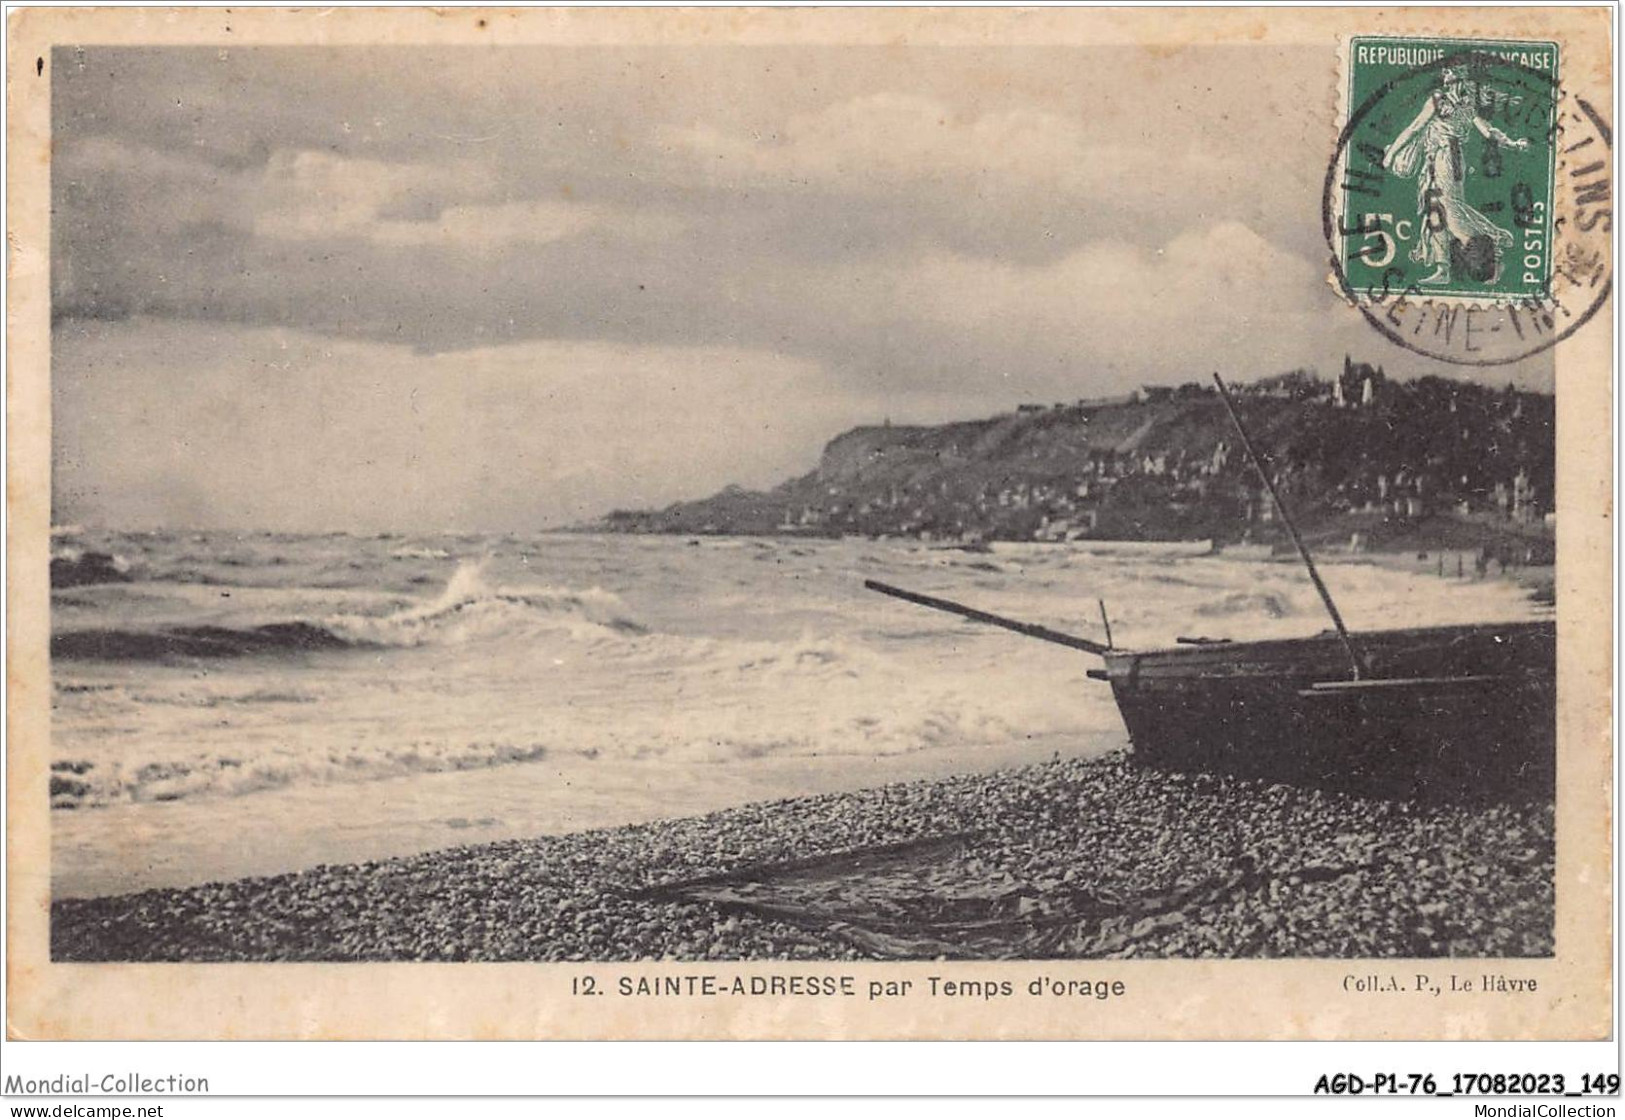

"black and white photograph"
[7, 6, 1613, 1052]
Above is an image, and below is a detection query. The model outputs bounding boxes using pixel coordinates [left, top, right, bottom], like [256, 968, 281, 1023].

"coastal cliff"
[600, 368, 1555, 556]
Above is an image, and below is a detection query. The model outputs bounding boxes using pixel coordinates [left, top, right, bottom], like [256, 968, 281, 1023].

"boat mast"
[1211, 372, 1362, 679]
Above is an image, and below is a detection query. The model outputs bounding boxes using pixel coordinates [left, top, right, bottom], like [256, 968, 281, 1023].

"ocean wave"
[47, 685, 1110, 810]
[1194, 590, 1295, 619]
[50, 549, 134, 588]
[50, 561, 647, 662]
[321, 560, 645, 647]
[124, 686, 320, 708]
[139, 552, 286, 583]
[49, 739, 556, 810]
[52, 621, 358, 662]
[139, 567, 234, 586]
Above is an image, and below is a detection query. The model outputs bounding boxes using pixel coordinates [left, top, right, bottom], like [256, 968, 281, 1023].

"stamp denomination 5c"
[1336, 38, 1559, 304]
[1329, 36, 1611, 366]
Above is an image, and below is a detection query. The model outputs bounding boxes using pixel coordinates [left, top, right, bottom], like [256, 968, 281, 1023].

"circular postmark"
[1325, 43, 1611, 366]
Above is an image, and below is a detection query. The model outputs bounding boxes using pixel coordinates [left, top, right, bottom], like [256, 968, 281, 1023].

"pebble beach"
[52, 752, 1553, 962]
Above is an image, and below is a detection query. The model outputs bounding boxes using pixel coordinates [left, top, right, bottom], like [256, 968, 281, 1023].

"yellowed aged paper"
[6, 6, 1613, 1041]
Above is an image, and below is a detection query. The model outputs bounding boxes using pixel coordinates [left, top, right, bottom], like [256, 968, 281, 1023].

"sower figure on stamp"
[1382, 65, 1530, 285]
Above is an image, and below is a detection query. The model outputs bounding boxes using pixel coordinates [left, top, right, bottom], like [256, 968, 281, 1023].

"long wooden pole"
[1211, 372, 1362, 679]
[864, 580, 1112, 657]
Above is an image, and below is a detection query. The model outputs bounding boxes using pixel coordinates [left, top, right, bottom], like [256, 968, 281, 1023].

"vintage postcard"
[6, 7, 1613, 1043]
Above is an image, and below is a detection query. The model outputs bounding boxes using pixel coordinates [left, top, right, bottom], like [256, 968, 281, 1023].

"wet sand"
[52, 753, 1554, 962]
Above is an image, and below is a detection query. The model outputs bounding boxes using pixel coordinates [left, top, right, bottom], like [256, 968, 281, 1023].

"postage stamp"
[1336, 38, 1559, 303]
[1329, 36, 1611, 366]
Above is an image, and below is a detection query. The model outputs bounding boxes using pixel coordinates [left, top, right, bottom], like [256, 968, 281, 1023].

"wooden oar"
[864, 579, 1113, 656]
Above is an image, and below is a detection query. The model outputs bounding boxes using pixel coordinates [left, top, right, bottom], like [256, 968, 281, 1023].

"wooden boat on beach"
[1099, 620, 1553, 798]
[865, 374, 1555, 801]
[864, 580, 1554, 799]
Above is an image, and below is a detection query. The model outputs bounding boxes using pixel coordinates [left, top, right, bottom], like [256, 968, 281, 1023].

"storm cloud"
[50, 44, 1552, 530]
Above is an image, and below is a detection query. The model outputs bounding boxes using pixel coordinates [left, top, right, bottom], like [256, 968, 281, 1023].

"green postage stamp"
[1334, 37, 1559, 304]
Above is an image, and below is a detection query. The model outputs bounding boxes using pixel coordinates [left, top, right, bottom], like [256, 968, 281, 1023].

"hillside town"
[603, 363, 1555, 560]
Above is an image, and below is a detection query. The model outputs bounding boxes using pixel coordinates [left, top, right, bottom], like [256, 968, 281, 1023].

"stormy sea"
[50, 528, 1548, 901]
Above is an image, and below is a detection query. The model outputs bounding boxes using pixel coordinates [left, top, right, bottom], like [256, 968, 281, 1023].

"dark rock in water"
[51, 551, 131, 588]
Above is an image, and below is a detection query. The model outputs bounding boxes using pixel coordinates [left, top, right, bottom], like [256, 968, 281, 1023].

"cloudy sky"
[51, 45, 1552, 531]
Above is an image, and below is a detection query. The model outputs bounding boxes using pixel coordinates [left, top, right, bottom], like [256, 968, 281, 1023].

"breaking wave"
[51, 561, 646, 662]
[322, 560, 646, 647]
[1194, 590, 1295, 619]
[50, 739, 558, 809]
[50, 548, 136, 588]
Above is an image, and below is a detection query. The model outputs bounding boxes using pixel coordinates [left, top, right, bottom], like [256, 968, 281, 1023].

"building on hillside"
[1335, 355, 1386, 408]
[1512, 468, 1539, 523]
[1242, 487, 1277, 524]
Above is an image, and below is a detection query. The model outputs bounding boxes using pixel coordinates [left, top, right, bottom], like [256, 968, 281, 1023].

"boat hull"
[1102, 622, 1556, 799]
